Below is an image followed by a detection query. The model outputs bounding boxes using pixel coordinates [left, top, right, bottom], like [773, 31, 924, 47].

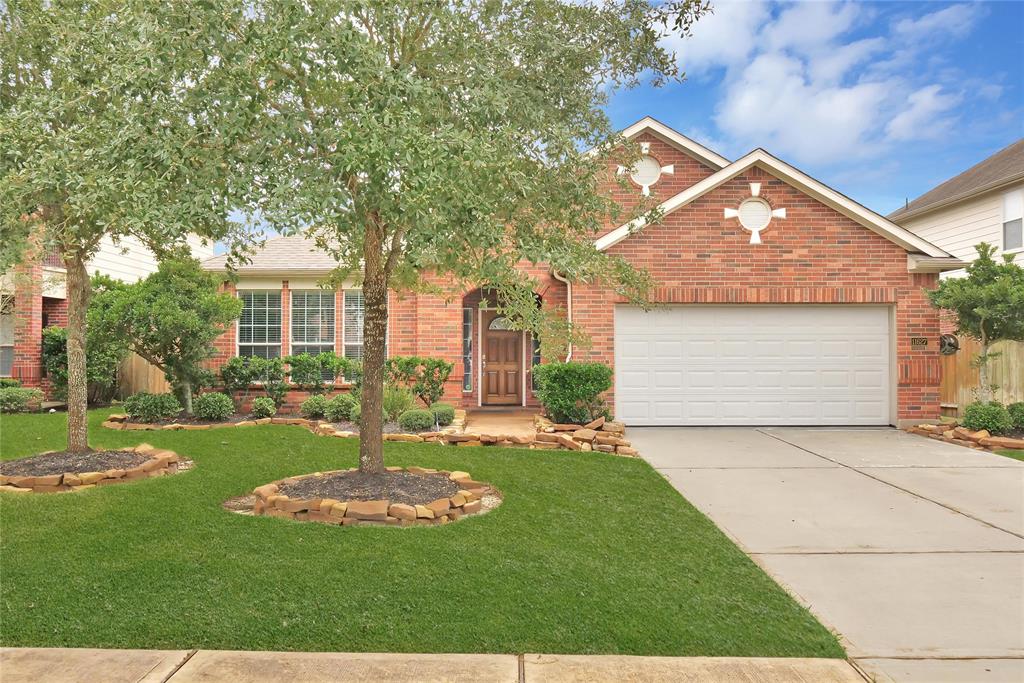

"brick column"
[12, 262, 44, 389]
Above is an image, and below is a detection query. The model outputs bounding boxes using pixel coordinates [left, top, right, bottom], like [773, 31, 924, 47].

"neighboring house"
[890, 139, 1024, 277]
[891, 140, 1024, 412]
[1, 235, 215, 392]
[201, 117, 960, 428]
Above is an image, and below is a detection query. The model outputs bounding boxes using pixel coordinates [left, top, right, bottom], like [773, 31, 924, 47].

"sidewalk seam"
[518, 653, 525, 682]
[160, 648, 197, 682]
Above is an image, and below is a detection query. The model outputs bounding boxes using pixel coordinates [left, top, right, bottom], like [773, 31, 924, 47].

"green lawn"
[0, 408, 842, 657]
[997, 450, 1024, 462]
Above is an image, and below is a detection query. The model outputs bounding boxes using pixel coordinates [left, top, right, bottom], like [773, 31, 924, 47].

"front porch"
[463, 408, 541, 439]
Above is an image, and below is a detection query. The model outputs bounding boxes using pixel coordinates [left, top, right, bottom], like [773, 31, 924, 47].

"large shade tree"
[231, 0, 706, 474]
[0, 2, 250, 451]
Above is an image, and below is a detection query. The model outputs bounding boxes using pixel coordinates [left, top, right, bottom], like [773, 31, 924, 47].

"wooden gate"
[941, 337, 1024, 416]
[117, 353, 170, 397]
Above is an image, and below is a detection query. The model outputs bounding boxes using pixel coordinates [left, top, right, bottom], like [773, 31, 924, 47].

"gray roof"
[201, 236, 340, 273]
[890, 139, 1024, 220]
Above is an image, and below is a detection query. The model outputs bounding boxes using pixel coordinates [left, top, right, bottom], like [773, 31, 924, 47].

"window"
[1003, 190, 1023, 252]
[0, 296, 13, 377]
[291, 290, 335, 356]
[488, 315, 513, 330]
[238, 291, 282, 358]
[343, 290, 364, 359]
[530, 335, 541, 391]
[462, 308, 473, 391]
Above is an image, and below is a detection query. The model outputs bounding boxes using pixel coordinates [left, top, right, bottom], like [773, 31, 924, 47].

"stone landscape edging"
[0, 443, 184, 493]
[103, 410, 644, 456]
[252, 467, 492, 527]
[907, 423, 1024, 451]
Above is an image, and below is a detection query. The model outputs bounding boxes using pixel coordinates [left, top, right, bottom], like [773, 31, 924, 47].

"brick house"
[1, 235, 214, 395]
[200, 117, 962, 427]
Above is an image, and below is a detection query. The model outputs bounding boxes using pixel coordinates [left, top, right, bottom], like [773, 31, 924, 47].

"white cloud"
[667, 1, 990, 165]
[885, 85, 962, 141]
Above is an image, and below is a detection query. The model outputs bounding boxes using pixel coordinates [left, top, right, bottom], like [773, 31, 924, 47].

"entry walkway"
[632, 427, 1024, 683]
[464, 408, 539, 439]
[0, 648, 863, 682]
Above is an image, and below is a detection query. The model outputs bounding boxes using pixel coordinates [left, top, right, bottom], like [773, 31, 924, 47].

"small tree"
[928, 243, 1024, 401]
[92, 259, 243, 414]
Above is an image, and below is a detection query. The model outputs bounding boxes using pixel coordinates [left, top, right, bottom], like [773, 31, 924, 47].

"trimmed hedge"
[532, 361, 612, 425]
[0, 387, 43, 413]
[300, 394, 329, 419]
[1007, 402, 1024, 430]
[250, 396, 277, 418]
[325, 393, 358, 422]
[430, 402, 455, 427]
[398, 409, 434, 432]
[193, 392, 235, 421]
[962, 401, 1013, 434]
[123, 392, 182, 423]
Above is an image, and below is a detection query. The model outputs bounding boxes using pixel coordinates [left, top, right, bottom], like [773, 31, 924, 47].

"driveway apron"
[632, 426, 1024, 683]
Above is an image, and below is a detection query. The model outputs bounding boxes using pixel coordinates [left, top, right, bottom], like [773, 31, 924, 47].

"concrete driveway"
[632, 427, 1024, 683]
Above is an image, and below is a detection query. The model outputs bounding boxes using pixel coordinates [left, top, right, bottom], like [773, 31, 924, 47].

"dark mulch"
[329, 420, 435, 435]
[140, 413, 256, 426]
[277, 470, 460, 505]
[0, 450, 149, 476]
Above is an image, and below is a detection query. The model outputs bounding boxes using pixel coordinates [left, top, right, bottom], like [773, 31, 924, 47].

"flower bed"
[251, 467, 496, 527]
[0, 443, 185, 493]
[907, 423, 1024, 451]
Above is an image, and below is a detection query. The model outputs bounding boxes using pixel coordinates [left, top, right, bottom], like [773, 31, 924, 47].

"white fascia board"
[907, 254, 967, 273]
[586, 116, 731, 170]
[596, 149, 952, 258]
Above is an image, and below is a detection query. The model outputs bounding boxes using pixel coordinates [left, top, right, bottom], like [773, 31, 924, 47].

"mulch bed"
[330, 420, 435, 435]
[0, 450, 150, 476]
[276, 470, 459, 506]
[143, 414, 258, 427]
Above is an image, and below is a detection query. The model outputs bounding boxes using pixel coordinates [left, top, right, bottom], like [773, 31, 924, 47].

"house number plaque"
[910, 337, 929, 348]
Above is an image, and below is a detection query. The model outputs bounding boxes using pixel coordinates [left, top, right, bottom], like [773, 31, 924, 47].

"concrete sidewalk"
[633, 427, 1024, 683]
[0, 648, 865, 682]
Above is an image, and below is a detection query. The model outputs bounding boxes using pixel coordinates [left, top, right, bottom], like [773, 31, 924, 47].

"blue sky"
[607, 0, 1024, 215]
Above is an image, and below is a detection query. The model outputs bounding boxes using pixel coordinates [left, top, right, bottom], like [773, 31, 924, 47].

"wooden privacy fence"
[117, 353, 170, 397]
[941, 337, 1024, 416]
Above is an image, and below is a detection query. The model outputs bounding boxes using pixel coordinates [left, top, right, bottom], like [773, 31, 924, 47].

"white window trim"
[462, 307, 473, 393]
[236, 289, 283, 360]
[341, 289, 390, 363]
[289, 289, 336, 357]
[1001, 189, 1024, 255]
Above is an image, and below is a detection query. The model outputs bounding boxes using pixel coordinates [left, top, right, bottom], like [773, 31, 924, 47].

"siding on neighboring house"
[87, 233, 216, 283]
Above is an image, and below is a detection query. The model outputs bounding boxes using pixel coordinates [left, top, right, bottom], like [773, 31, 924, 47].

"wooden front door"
[482, 310, 522, 405]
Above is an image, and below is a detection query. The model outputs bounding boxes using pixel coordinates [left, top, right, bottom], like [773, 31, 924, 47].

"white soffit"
[595, 149, 952, 259]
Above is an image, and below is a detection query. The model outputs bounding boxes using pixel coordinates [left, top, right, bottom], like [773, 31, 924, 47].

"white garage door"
[614, 305, 891, 426]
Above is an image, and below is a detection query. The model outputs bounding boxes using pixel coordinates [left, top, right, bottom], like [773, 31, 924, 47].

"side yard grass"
[0, 409, 843, 657]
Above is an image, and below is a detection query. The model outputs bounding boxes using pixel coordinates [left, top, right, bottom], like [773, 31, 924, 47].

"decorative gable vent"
[724, 183, 786, 244]
[616, 142, 675, 196]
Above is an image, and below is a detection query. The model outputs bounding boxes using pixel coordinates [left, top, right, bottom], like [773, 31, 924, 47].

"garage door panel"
[614, 306, 891, 426]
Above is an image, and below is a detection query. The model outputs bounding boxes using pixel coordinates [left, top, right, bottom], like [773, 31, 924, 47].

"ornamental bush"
[383, 385, 415, 422]
[429, 402, 455, 427]
[385, 356, 454, 406]
[398, 409, 434, 432]
[123, 392, 182, 423]
[532, 361, 612, 425]
[0, 378, 22, 388]
[0, 387, 43, 413]
[300, 394, 329, 419]
[1007, 402, 1024, 430]
[349, 402, 361, 424]
[325, 393, 359, 422]
[962, 400, 1013, 434]
[193, 392, 235, 421]
[250, 396, 276, 418]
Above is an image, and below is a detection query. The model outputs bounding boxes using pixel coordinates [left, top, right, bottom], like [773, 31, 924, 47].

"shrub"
[286, 352, 336, 393]
[325, 393, 359, 422]
[250, 396, 276, 418]
[386, 356, 454, 406]
[532, 361, 612, 425]
[0, 378, 21, 388]
[300, 394, 329, 419]
[0, 387, 43, 413]
[193, 392, 235, 421]
[123, 392, 182, 423]
[1007, 402, 1024, 430]
[41, 323, 126, 404]
[382, 384, 415, 422]
[430, 402, 455, 427]
[398, 409, 434, 432]
[350, 402, 361, 424]
[260, 357, 289, 407]
[962, 400, 1013, 434]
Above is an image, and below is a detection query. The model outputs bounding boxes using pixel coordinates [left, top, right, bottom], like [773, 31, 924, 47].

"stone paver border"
[908, 422, 1024, 451]
[252, 467, 495, 527]
[0, 443, 185, 493]
[103, 409, 646, 456]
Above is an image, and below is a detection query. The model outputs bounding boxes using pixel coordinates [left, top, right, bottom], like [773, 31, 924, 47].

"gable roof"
[600, 116, 731, 170]
[889, 139, 1024, 221]
[596, 148, 953, 259]
[201, 236, 339, 275]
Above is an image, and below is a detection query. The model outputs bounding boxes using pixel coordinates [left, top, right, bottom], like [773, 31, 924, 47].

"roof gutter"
[550, 269, 573, 362]
[891, 172, 1024, 222]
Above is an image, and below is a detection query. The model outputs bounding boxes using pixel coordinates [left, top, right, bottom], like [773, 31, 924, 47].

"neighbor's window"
[1003, 190, 1023, 252]
[462, 308, 473, 392]
[343, 290, 364, 359]
[0, 296, 13, 376]
[237, 290, 282, 358]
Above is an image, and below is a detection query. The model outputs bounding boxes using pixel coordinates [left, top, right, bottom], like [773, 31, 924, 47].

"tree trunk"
[358, 223, 389, 474]
[978, 337, 991, 403]
[181, 379, 193, 415]
[64, 251, 91, 453]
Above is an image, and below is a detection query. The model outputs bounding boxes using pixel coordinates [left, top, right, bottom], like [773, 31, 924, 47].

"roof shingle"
[201, 236, 340, 273]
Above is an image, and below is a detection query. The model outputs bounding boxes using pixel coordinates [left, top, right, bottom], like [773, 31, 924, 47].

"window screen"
[238, 291, 282, 358]
[343, 290, 364, 359]
[291, 290, 335, 356]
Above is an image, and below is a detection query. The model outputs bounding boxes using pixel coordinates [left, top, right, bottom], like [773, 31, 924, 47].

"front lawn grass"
[0, 409, 843, 657]
[997, 449, 1024, 462]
